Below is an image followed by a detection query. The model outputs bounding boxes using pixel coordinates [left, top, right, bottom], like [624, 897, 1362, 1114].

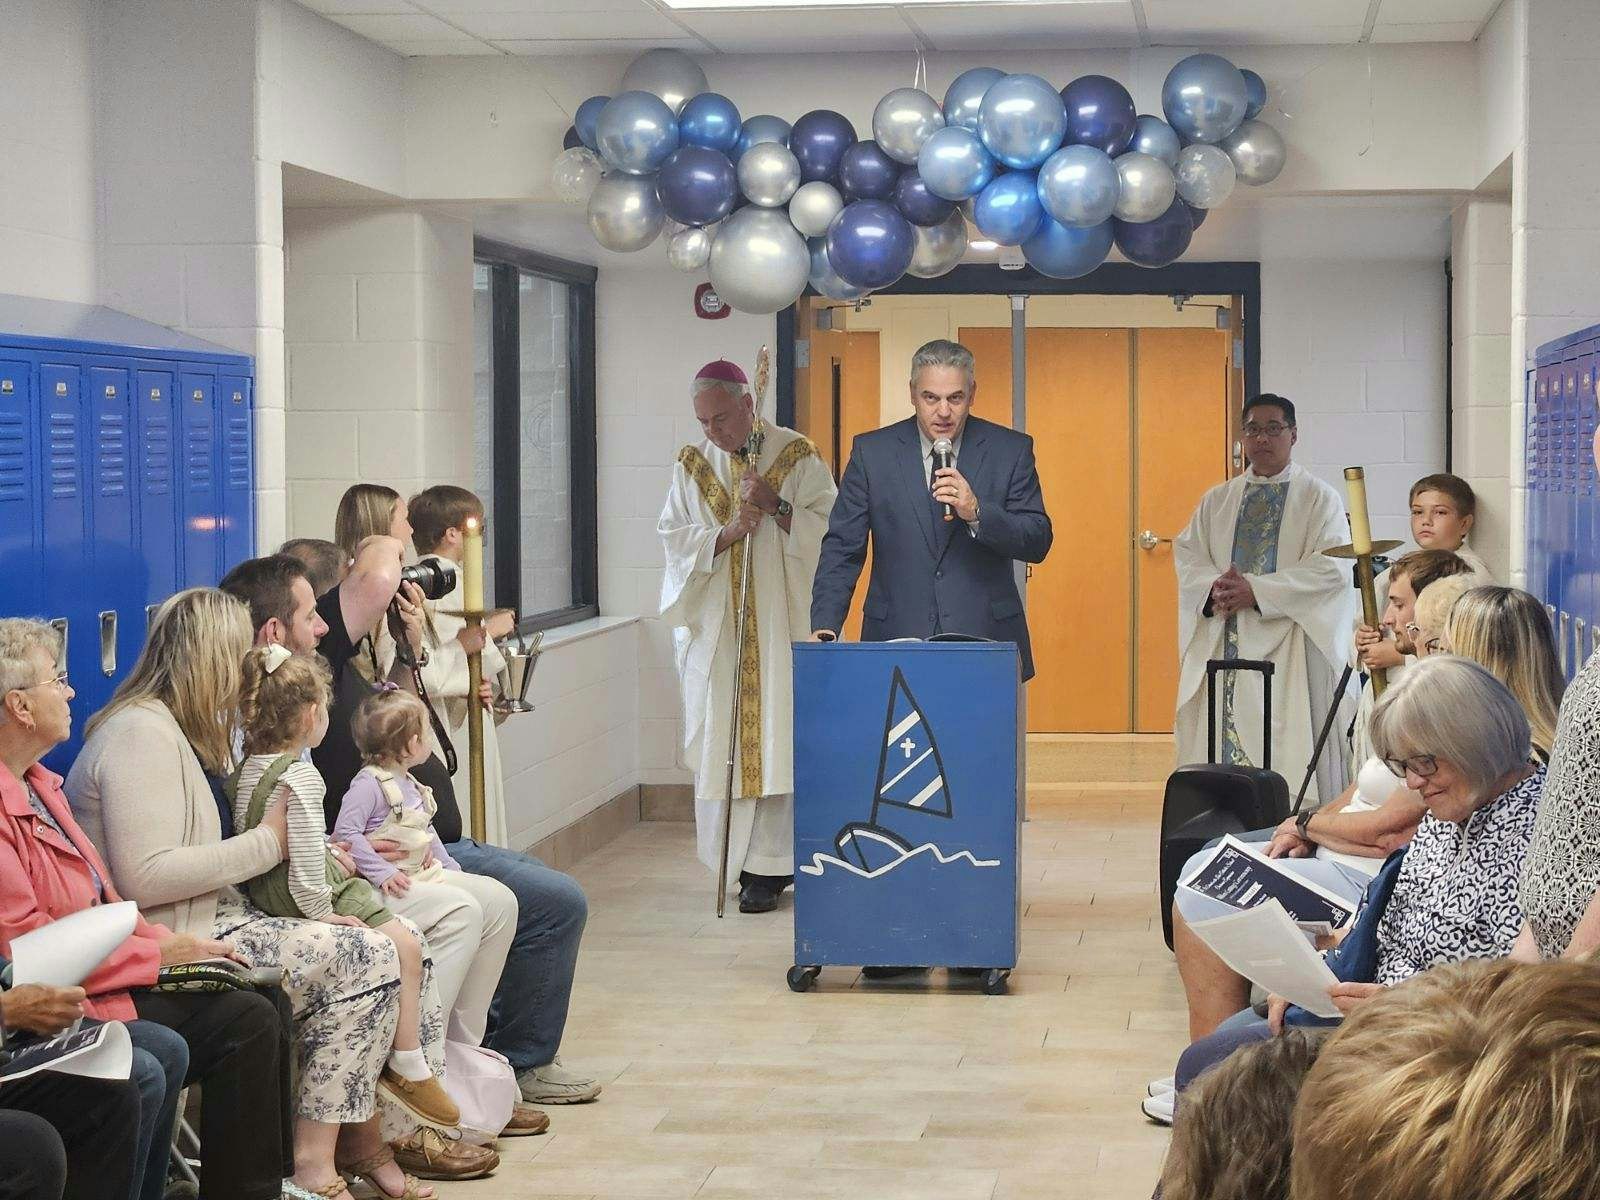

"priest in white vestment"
[658, 359, 838, 913]
[1173, 395, 1355, 806]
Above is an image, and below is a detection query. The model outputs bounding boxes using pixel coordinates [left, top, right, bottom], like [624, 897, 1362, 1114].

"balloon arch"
[552, 49, 1286, 314]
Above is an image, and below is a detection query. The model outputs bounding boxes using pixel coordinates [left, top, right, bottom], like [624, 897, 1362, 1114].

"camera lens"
[399, 559, 457, 601]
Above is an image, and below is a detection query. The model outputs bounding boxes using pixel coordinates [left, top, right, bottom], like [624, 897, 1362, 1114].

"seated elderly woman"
[1153, 655, 1544, 1125]
[66, 590, 489, 1199]
[0, 616, 293, 1200]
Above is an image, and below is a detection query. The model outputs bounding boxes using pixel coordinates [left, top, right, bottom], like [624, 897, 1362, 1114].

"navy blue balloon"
[1184, 200, 1208, 230]
[1022, 216, 1114, 279]
[790, 110, 856, 182]
[892, 170, 956, 227]
[1242, 69, 1268, 120]
[1113, 197, 1195, 268]
[679, 93, 742, 154]
[973, 171, 1047, 247]
[1060, 74, 1138, 156]
[575, 96, 610, 151]
[656, 145, 738, 227]
[838, 140, 901, 202]
[562, 125, 582, 151]
[735, 114, 791, 160]
[826, 199, 915, 289]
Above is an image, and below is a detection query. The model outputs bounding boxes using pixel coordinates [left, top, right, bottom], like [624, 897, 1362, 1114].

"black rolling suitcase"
[1158, 658, 1291, 949]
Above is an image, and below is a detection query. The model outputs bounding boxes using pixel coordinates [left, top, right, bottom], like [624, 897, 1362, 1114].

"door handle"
[1561, 611, 1571, 675]
[1138, 530, 1172, 551]
[49, 618, 68, 674]
[99, 610, 117, 677]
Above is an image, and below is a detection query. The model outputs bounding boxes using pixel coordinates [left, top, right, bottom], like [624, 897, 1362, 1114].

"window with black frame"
[471, 240, 598, 630]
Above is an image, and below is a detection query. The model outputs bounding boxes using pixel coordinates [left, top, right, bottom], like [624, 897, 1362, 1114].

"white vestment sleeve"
[779, 452, 838, 626]
[658, 461, 722, 628]
[1174, 485, 1229, 664]
[1245, 476, 1352, 673]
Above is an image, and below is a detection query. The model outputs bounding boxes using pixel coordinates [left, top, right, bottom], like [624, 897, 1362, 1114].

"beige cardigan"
[66, 700, 281, 937]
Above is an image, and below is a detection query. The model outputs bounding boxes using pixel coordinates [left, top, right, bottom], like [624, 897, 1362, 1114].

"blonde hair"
[239, 649, 331, 756]
[334, 483, 401, 563]
[1291, 959, 1600, 1200]
[1410, 574, 1472, 640]
[85, 588, 252, 774]
[351, 688, 427, 766]
[1444, 586, 1565, 760]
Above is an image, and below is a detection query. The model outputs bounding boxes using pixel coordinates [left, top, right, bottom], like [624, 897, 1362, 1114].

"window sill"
[530, 613, 639, 652]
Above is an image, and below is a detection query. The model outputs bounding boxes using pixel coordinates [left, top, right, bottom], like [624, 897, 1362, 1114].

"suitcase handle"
[1205, 658, 1274, 770]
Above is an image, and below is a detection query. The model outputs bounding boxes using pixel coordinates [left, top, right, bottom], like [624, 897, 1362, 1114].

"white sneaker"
[517, 1056, 602, 1105]
[1141, 1092, 1175, 1126]
[1146, 1075, 1177, 1098]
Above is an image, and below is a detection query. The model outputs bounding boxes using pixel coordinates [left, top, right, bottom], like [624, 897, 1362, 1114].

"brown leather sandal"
[336, 1145, 433, 1200]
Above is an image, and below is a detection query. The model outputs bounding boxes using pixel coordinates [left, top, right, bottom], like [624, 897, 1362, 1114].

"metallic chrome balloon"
[789, 110, 856, 183]
[1130, 114, 1181, 167]
[1221, 119, 1286, 186]
[574, 96, 610, 151]
[1161, 53, 1249, 145]
[587, 173, 665, 252]
[1038, 144, 1119, 229]
[837, 140, 901, 203]
[595, 90, 680, 176]
[551, 146, 603, 204]
[916, 125, 997, 201]
[735, 114, 791, 160]
[1059, 74, 1137, 156]
[737, 141, 801, 207]
[1174, 143, 1235, 209]
[657, 145, 738, 227]
[1241, 69, 1268, 120]
[892, 169, 956, 227]
[677, 92, 742, 155]
[1022, 216, 1113, 279]
[708, 206, 809, 314]
[873, 87, 946, 165]
[942, 67, 1005, 134]
[789, 180, 845, 238]
[667, 224, 715, 273]
[1112, 152, 1176, 223]
[907, 209, 968, 278]
[978, 73, 1066, 170]
[620, 48, 707, 116]
[972, 171, 1046, 247]
[807, 237, 867, 300]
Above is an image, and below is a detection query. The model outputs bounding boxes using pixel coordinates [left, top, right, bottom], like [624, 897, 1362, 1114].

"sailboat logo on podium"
[800, 668, 1002, 881]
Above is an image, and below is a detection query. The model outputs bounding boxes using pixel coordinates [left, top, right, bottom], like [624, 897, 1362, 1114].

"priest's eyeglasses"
[1242, 422, 1292, 439]
[1383, 753, 1439, 780]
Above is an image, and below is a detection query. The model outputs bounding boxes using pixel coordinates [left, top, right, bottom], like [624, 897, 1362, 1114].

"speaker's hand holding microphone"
[932, 438, 955, 522]
[931, 439, 978, 523]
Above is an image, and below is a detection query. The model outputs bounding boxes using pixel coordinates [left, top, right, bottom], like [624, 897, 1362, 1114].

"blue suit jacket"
[810, 416, 1053, 680]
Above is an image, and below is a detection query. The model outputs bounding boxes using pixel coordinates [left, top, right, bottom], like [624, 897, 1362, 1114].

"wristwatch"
[774, 498, 793, 518]
[1295, 808, 1315, 837]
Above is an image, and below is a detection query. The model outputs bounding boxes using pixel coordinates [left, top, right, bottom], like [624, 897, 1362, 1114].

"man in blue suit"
[809, 338, 1052, 678]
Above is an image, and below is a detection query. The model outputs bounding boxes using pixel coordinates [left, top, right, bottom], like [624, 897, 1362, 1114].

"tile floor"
[431, 734, 1179, 1200]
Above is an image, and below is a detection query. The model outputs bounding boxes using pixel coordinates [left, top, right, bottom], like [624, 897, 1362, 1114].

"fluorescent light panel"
[661, 0, 1106, 8]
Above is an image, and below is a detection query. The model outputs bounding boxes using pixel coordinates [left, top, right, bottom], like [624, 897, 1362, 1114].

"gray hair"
[1368, 655, 1530, 794]
[691, 377, 748, 402]
[909, 338, 975, 388]
[0, 618, 62, 708]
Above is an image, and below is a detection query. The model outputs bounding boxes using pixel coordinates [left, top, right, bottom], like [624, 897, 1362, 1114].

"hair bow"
[377, 681, 400, 694]
[261, 644, 292, 675]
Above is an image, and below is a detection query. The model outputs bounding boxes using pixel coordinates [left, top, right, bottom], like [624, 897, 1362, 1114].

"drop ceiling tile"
[1375, 0, 1496, 21]
[329, 12, 468, 39]
[454, 8, 689, 39]
[909, 2, 1139, 51]
[420, 0, 650, 9]
[384, 37, 504, 54]
[495, 36, 705, 55]
[1149, 23, 1364, 45]
[675, 7, 917, 53]
[1370, 20, 1482, 42]
[294, 0, 418, 14]
[1143, 0, 1368, 41]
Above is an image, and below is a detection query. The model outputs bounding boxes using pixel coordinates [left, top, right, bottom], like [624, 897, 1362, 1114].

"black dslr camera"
[400, 558, 456, 601]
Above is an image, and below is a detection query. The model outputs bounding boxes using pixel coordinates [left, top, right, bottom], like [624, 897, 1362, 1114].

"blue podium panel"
[792, 642, 1020, 972]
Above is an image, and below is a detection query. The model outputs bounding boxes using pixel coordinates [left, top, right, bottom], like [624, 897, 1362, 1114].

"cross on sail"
[874, 669, 952, 820]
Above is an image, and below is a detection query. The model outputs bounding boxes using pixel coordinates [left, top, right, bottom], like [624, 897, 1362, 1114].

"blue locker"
[1529, 363, 1548, 622]
[179, 368, 221, 587]
[221, 372, 254, 572]
[0, 358, 41, 620]
[135, 365, 180, 610]
[1576, 349, 1597, 674]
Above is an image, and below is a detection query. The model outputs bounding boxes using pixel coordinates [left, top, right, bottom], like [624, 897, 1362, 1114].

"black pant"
[133, 985, 295, 1200]
[0, 1072, 141, 1200]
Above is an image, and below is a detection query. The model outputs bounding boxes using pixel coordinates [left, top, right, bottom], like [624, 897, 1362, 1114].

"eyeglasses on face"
[1383, 752, 1438, 779]
[1242, 422, 1293, 439]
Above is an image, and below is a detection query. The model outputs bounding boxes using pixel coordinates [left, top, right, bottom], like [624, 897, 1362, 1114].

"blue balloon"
[892, 170, 956, 227]
[1242, 69, 1268, 120]
[735, 114, 791, 160]
[1162, 53, 1249, 145]
[826, 199, 915, 290]
[1113, 197, 1195, 267]
[1037, 145, 1119, 228]
[942, 67, 1005, 133]
[1130, 114, 1182, 167]
[1060, 75, 1137, 156]
[656, 145, 737, 227]
[563, 125, 582, 151]
[595, 90, 680, 176]
[575, 95, 610, 150]
[1022, 216, 1114, 279]
[973, 171, 1046, 247]
[917, 126, 997, 201]
[678, 93, 742, 154]
[808, 237, 867, 301]
[978, 74, 1066, 170]
[790, 110, 857, 182]
[838, 140, 901, 202]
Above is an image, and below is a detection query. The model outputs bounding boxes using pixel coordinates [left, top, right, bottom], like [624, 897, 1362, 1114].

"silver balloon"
[586, 173, 664, 252]
[942, 67, 1005, 133]
[789, 180, 844, 238]
[737, 141, 801, 207]
[551, 146, 602, 204]
[595, 90, 679, 176]
[1221, 119, 1286, 186]
[667, 224, 715, 273]
[872, 87, 946, 166]
[1130, 115, 1181, 167]
[807, 237, 866, 301]
[1038, 145, 1119, 229]
[907, 209, 967, 278]
[1161, 53, 1249, 145]
[620, 48, 707, 116]
[1112, 152, 1176, 223]
[1174, 144, 1236, 209]
[707, 206, 809, 314]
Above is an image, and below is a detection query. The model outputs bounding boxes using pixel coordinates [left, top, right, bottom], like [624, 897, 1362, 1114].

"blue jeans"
[126, 1019, 188, 1200]
[445, 839, 588, 1071]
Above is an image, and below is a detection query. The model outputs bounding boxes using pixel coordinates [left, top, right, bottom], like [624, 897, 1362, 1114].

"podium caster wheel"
[981, 969, 1010, 995]
[787, 965, 820, 993]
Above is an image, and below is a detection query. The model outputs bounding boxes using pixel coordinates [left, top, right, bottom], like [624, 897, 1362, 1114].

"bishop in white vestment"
[1173, 398, 1355, 806]
[658, 359, 838, 912]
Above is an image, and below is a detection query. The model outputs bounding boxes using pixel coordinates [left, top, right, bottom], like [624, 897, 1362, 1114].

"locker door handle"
[1561, 612, 1572, 675]
[146, 604, 160, 631]
[49, 618, 68, 674]
[99, 611, 117, 677]
[1579, 618, 1589, 669]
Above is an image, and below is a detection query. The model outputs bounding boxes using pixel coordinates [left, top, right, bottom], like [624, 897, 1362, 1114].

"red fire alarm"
[695, 282, 730, 320]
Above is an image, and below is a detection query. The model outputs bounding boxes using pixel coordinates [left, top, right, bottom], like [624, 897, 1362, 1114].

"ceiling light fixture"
[969, 239, 999, 251]
[658, 0, 1100, 7]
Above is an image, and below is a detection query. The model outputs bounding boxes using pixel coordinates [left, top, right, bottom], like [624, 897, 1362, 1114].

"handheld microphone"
[932, 437, 955, 522]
